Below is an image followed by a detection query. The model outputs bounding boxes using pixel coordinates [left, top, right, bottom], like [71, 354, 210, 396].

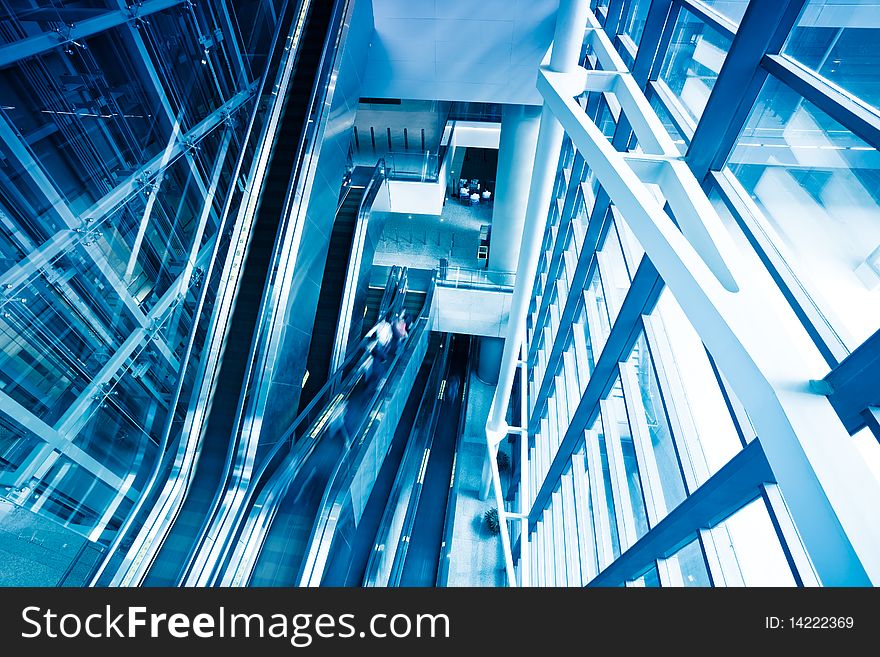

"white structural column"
[478, 104, 541, 383]
[488, 105, 543, 271]
[485, 0, 590, 445]
[482, 0, 591, 584]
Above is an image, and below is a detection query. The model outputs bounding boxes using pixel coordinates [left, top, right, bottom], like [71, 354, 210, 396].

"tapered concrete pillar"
[478, 104, 542, 383]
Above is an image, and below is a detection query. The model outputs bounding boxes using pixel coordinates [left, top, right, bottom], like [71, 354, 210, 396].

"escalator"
[362, 333, 470, 587]
[403, 291, 426, 322]
[399, 334, 470, 585]
[141, 0, 335, 586]
[216, 272, 430, 586]
[248, 287, 430, 586]
[321, 332, 444, 585]
[362, 285, 385, 331]
[299, 168, 373, 410]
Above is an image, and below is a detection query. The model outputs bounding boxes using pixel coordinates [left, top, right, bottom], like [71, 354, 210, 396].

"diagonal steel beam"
[0, 0, 186, 69]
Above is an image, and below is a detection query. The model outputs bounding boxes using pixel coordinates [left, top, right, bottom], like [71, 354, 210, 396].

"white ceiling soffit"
[362, 0, 559, 105]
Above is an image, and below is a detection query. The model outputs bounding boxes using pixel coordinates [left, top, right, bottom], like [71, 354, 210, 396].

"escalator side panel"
[321, 336, 440, 585]
[142, 1, 335, 586]
[399, 335, 471, 587]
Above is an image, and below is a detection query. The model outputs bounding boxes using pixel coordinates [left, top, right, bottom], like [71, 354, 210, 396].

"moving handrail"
[361, 335, 451, 588]
[329, 159, 388, 374]
[297, 281, 436, 586]
[91, 0, 318, 587]
[217, 271, 411, 585]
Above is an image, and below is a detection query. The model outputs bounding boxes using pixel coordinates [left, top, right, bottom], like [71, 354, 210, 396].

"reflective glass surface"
[700, 0, 752, 25]
[711, 497, 797, 586]
[727, 75, 880, 347]
[626, 334, 687, 517]
[0, 0, 278, 582]
[659, 9, 732, 123]
[623, 0, 652, 46]
[668, 536, 712, 586]
[784, 0, 880, 110]
[608, 379, 650, 542]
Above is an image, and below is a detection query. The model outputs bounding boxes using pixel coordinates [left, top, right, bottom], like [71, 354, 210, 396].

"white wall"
[453, 121, 501, 149]
[385, 178, 446, 215]
[431, 286, 511, 337]
[363, 0, 558, 105]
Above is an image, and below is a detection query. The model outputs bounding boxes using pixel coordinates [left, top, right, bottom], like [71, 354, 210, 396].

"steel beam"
[0, 0, 186, 69]
[587, 439, 773, 586]
[823, 328, 880, 434]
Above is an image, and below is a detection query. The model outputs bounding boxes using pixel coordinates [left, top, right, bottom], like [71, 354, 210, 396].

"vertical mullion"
[586, 423, 615, 569]
[619, 355, 666, 525]
[601, 394, 638, 550]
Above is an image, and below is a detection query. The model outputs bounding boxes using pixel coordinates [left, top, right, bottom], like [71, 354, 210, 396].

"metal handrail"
[436, 266, 516, 291]
[217, 270, 413, 585]
[90, 0, 310, 587]
[382, 118, 457, 183]
[297, 279, 436, 586]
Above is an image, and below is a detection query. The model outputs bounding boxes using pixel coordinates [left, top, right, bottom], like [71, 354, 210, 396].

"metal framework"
[0, 0, 279, 583]
[491, 0, 880, 588]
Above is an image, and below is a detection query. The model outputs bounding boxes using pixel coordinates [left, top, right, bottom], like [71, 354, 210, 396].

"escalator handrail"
[91, 0, 313, 587]
[329, 159, 388, 373]
[214, 270, 408, 585]
[297, 282, 437, 586]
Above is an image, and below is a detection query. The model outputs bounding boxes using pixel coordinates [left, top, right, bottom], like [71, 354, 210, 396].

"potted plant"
[484, 507, 500, 535]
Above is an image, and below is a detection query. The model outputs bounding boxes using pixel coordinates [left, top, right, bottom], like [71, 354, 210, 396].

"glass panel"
[626, 334, 688, 516]
[648, 90, 689, 155]
[727, 75, 880, 347]
[592, 415, 621, 559]
[852, 425, 880, 487]
[0, 26, 169, 211]
[651, 288, 743, 478]
[608, 379, 650, 541]
[584, 265, 612, 357]
[571, 448, 599, 582]
[0, 0, 276, 575]
[700, 0, 752, 25]
[19, 452, 115, 537]
[784, 1, 880, 110]
[712, 497, 797, 586]
[623, 0, 652, 46]
[632, 564, 661, 586]
[668, 536, 713, 586]
[613, 208, 646, 273]
[594, 95, 618, 139]
[598, 222, 632, 323]
[0, 414, 41, 473]
[659, 9, 732, 123]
